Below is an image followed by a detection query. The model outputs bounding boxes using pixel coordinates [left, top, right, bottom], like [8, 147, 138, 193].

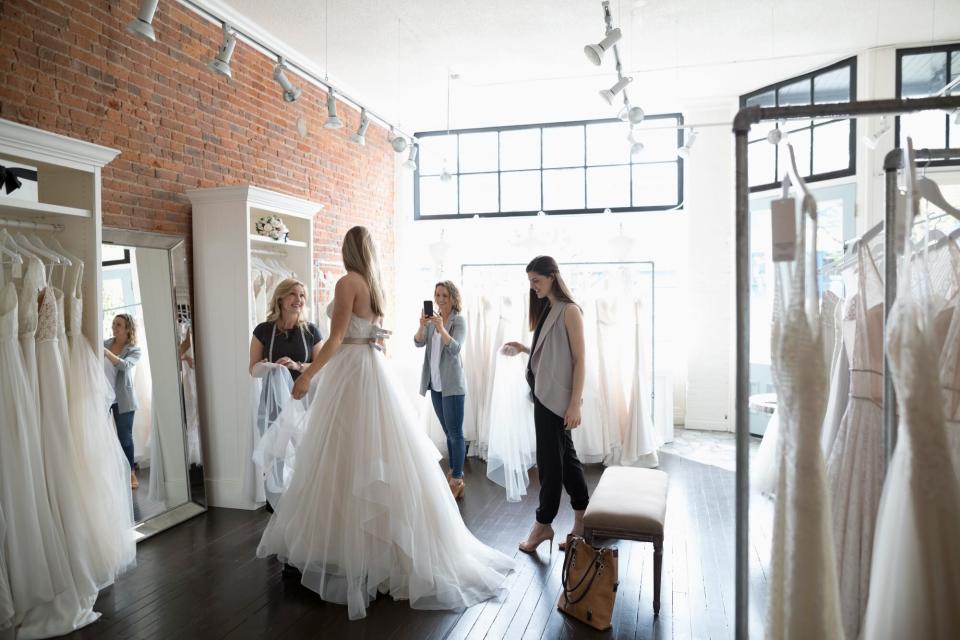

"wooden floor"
[65, 452, 762, 640]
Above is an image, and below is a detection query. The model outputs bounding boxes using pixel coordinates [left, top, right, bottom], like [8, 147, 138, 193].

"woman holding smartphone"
[414, 281, 468, 498]
[504, 255, 589, 554]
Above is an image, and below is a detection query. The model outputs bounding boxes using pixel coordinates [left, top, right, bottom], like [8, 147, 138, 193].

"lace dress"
[824, 241, 885, 640]
[766, 194, 843, 639]
[17, 256, 43, 406]
[257, 304, 515, 619]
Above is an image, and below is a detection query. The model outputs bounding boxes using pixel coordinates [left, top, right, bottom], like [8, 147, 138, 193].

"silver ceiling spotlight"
[273, 58, 302, 102]
[402, 142, 419, 170]
[209, 23, 237, 79]
[600, 76, 632, 105]
[584, 27, 622, 66]
[126, 0, 159, 42]
[628, 128, 644, 156]
[862, 115, 890, 150]
[388, 128, 408, 153]
[619, 104, 645, 124]
[324, 90, 343, 129]
[351, 109, 371, 145]
[677, 129, 698, 159]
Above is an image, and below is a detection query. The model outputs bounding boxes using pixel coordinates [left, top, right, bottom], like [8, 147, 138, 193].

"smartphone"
[423, 300, 434, 317]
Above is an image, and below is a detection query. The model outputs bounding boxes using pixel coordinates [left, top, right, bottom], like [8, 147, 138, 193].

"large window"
[740, 58, 857, 192]
[897, 44, 960, 165]
[413, 115, 684, 219]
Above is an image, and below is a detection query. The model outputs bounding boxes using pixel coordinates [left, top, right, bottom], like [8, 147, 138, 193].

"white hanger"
[915, 176, 960, 221]
[14, 232, 62, 265]
[0, 229, 23, 265]
[782, 141, 817, 220]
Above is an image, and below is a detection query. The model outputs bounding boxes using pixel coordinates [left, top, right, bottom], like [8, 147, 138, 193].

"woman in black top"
[249, 278, 322, 379]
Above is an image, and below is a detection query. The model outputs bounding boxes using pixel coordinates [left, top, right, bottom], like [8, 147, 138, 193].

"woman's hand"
[503, 341, 529, 356]
[564, 403, 582, 430]
[275, 356, 300, 371]
[430, 313, 444, 333]
[292, 372, 312, 400]
[419, 312, 430, 329]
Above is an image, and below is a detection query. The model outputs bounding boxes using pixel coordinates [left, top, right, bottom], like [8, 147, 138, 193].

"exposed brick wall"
[0, 0, 396, 312]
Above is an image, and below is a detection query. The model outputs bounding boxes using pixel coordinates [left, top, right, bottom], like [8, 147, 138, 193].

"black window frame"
[412, 114, 685, 220]
[101, 247, 131, 267]
[740, 56, 857, 193]
[895, 43, 960, 168]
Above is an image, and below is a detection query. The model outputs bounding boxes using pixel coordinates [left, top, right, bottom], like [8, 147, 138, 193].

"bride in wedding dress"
[257, 226, 514, 620]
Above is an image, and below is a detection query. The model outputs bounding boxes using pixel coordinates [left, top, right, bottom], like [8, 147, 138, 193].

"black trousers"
[534, 397, 590, 524]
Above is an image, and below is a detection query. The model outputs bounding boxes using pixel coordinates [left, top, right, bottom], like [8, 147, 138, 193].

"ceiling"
[199, 0, 960, 133]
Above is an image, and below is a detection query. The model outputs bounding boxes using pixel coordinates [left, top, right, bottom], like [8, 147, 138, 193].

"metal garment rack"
[882, 147, 960, 464]
[732, 94, 960, 640]
[460, 259, 657, 421]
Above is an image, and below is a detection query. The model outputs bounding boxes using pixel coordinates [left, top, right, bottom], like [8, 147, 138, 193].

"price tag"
[771, 197, 796, 262]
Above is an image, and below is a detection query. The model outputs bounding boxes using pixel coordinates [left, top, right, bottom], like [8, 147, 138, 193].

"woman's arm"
[414, 312, 429, 347]
[441, 314, 465, 354]
[563, 305, 586, 429]
[106, 345, 141, 371]
[292, 277, 355, 399]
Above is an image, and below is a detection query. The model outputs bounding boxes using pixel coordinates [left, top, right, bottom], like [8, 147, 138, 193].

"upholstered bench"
[583, 466, 669, 615]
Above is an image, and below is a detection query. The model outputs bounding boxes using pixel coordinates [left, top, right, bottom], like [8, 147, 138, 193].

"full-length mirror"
[101, 230, 205, 538]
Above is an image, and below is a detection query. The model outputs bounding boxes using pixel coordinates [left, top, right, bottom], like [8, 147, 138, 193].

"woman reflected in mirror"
[104, 313, 142, 489]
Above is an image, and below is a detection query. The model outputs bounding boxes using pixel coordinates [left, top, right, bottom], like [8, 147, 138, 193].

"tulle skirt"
[484, 353, 536, 502]
[256, 343, 515, 620]
[0, 505, 13, 634]
[752, 409, 780, 495]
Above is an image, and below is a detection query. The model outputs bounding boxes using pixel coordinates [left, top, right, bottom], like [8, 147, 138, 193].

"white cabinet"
[0, 118, 119, 344]
[187, 185, 321, 509]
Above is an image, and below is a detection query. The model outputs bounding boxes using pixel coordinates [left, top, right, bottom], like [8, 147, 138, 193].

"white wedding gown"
[766, 194, 843, 639]
[257, 305, 515, 620]
[621, 299, 661, 467]
[0, 504, 13, 635]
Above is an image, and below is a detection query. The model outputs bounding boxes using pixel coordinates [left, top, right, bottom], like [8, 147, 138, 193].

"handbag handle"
[561, 541, 604, 606]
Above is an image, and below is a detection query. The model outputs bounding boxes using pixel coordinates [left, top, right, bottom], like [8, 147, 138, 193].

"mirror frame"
[102, 228, 206, 540]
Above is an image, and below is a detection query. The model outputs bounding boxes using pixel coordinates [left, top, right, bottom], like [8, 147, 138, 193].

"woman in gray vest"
[414, 280, 468, 499]
[504, 256, 589, 554]
[104, 313, 142, 489]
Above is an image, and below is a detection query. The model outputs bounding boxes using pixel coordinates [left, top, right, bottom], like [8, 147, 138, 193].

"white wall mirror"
[101, 229, 205, 540]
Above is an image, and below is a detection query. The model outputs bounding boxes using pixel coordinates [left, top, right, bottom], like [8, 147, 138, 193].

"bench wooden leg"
[653, 537, 663, 615]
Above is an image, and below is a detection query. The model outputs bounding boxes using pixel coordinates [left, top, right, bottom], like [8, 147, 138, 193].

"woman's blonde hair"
[435, 280, 462, 313]
[114, 313, 138, 346]
[342, 226, 385, 318]
[266, 278, 308, 330]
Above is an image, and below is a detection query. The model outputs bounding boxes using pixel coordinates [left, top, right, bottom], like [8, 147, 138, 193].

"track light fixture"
[351, 109, 371, 145]
[127, 0, 159, 42]
[677, 129, 698, 159]
[403, 143, 419, 170]
[273, 58, 302, 102]
[324, 90, 344, 129]
[388, 128, 408, 153]
[600, 76, 632, 105]
[619, 104, 645, 125]
[208, 23, 237, 79]
[584, 28, 622, 66]
[862, 116, 890, 150]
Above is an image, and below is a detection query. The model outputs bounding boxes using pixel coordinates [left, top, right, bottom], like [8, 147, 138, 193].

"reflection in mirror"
[101, 232, 205, 537]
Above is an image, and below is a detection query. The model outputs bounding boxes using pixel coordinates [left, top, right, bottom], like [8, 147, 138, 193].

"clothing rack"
[882, 146, 960, 462]
[251, 247, 286, 257]
[733, 94, 960, 640]
[460, 259, 657, 422]
[0, 216, 64, 232]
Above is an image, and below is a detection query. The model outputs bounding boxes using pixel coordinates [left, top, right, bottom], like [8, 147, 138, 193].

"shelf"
[0, 199, 91, 219]
[249, 233, 307, 248]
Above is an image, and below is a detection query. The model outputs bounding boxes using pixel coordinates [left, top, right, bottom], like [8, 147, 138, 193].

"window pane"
[630, 121, 680, 162]
[586, 121, 630, 166]
[778, 79, 810, 106]
[748, 139, 776, 187]
[900, 110, 947, 149]
[780, 126, 811, 176]
[542, 126, 584, 168]
[814, 67, 850, 104]
[418, 135, 457, 175]
[500, 128, 541, 171]
[745, 90, 775, 108]
[543, 168, 585, 210]
[587, 166, 630, 209]
[458, 132, 498, 173]
[900, 52, 948, 97]
[500, 170, 540, 212]
[632, 163, 678, 207]
[419, 176, 457, 216]
[812, 120, 850, 174]
[459, 173, 498, 214]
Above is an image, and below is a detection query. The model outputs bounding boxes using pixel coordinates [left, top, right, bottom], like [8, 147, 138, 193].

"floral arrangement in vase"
[254, 215, 289, 242]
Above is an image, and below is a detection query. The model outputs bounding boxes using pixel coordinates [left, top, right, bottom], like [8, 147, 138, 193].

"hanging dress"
[622, 298, 662, 467]
[0, 504, 13, 635]
[595, 298, 628, 465]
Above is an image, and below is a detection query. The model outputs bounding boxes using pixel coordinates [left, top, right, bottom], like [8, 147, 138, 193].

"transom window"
[740, 57, 857, 192]
[897, 44, 960, 166]
[413, 115, 684, 219]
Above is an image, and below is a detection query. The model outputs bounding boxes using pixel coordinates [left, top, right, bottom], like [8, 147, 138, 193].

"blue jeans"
[430, 390, 465, 479]
[111, 403, 135, 469]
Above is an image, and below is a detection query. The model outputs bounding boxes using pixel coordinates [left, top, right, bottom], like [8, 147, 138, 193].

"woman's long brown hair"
[526, 255, 576, 331]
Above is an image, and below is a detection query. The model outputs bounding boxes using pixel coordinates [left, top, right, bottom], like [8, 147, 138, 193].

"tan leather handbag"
[557, 536, 619, 630]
